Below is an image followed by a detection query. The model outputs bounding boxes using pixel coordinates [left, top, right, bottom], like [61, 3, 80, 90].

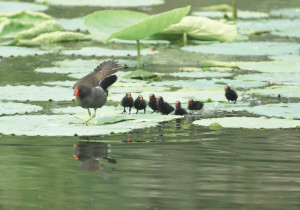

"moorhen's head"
[175, 101, 181, 108]
[224, 86, 231, 91]
[138, 95, 144, 101]
[156, 96, 164, 102]
[188, 99, 194, 104]
[74, 85, 91, 98]
[126, 92, 132, 98]
[149, 94, 155, 100]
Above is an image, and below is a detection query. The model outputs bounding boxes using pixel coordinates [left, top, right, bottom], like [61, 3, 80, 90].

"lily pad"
[0, 46, 49, 57]
[35, 0, 164, 7]
[0, 1, 48, 13]
[170, 71, 233, 78]
[0, 101, 42, 115]
[0, 10, 52, 25]
[236, 61, 300, 73]
[43, 80, 75, 87]
[83, 6, 190, 43]
[61, 47, 157, 57]
[238, 19, 300, 38]
[181, 42, 300, 56]
[270, 8, 300, 19]
[245, 103, 300, 119]
[0, 85, 72, 101]
[160, 16, 237, 42]
[0, 111, 182, 136]
[124, 70, 158, 80]
[193, 117, 300, 129]
[193, 10, 269, 19]
[235, 73, 300, 86]
[247, 86, 300, 98]
[18, 31, 92, 46]
[15, 20, 64, 40]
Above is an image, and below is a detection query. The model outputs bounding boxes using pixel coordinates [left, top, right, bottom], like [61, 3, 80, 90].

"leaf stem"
[232, 0, 237, 20]
[136, 39, 141, 69]
[183, 32, 187, 46]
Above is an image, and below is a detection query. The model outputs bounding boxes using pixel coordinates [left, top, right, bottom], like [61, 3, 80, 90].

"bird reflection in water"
[73, 142, 116, 173]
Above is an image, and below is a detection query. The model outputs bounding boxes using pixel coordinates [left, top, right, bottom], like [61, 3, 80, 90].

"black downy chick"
[224, 86, 238, 103]
[188, 99, 203, 111]
[175, 101, 188, 115]
[148, 94, 158, 113]
[121, 93, 134, 114]
[134, 95, 147, 114]
[156, 96, 174, 115]
[74, 75, 118, 124]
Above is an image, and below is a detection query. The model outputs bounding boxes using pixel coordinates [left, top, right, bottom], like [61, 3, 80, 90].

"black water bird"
[156, 96, 174, 115]
[148, 94, 158, 113]
[224, 86, 238, 103]
[134, 95, 147, 114]
[175, 101, 188, 115]
[188, 99, 203, 111]
[121, 93, 134, 114]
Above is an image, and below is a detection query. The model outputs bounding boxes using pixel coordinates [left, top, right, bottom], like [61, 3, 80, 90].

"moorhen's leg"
[85, 109, 97, 125]
[121, 107, 126, 114]
[87, 108, 91, 117]
[129, 107, 132, 114]
[144, 108, 146, 114]
[136, 109, 138, 114]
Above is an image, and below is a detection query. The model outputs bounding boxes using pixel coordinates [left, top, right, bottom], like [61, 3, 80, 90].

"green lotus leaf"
[0, 17, 33, 38]
[245, 103, 300, 119]
[247, 86, 300, 98]
[124, 70, 159, 80]
[0, 46, 49, 57]
[270, 8, 300, 19]
[0, 1, 48, 13]
[193, 10, 269, 19]
[83, 6, 190, 43]
[15, 20, 64, 40]
[160, 16, 237, 42]
[236, 61, 300, 73]
[0, 10, 52, 25]
[0, 85, 72, 101]
[35, 0, 164, 7]
[181, 42, 300, 56]
[0, 101, 42, 115]
[18, 31, 92, 46]
[0, 111, 182, 136]
[193, 117, 300, 129]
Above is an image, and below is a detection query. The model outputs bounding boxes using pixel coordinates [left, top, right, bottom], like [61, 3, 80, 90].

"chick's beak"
[127, 94, 131, 98]
[156, 98, 160, 102]
[149, 96, 152, 99]
[74, 89, 79, 98]
[175, 103, 178, 107]
[139, 97, 143, 101]
[224, 88, 227, 91]
[188, 100, 191, 104]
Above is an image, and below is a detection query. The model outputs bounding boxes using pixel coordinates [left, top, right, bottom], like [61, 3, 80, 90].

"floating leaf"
[35, 0, 164, 7]
[0, 1, 48, 13]
[18, 31, 92, 46]
[181, 42, 300, 56]
[236, 61, 300, 73]
[124, 70, 159, 80]
[0, 112, 182, 136]
[84, 6, 190, 43]
[245, 103, 300, 119]
[160, 16, 237, 42]
[170, 71, 233, 78]
[270, 8, 300, 19]
[0, 10, 52, 25]
[209, 123, 223, 130]
[247, 86, 300, 98]
[0, 101, 42, 115]
[193, 117, 300, 129]
[15, 20, 64, 40]
[0, 85, 72, 101]
[193, 10, 269, 19]
[0, 46, 49, 57]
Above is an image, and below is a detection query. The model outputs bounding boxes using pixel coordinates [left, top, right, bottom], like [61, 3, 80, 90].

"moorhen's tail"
[99, 75, 118, 90]
[94, 60, 122, 81]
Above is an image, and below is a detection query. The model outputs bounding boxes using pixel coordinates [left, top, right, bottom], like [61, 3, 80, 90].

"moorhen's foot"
[85, 112, 96, 125]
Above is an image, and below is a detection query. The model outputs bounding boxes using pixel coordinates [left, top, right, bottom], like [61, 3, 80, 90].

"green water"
[1, 0, 300, 209]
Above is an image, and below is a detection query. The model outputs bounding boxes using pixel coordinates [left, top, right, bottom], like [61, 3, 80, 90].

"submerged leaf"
[236, 61, 300, 73]
[18, 31, 91, 46]
[84, 6, 190, 43]
[160, 16, 237, 42]
[124, 70, 158, 80]
[247, 86, 300, 98]
[193, 117, 300, 129]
